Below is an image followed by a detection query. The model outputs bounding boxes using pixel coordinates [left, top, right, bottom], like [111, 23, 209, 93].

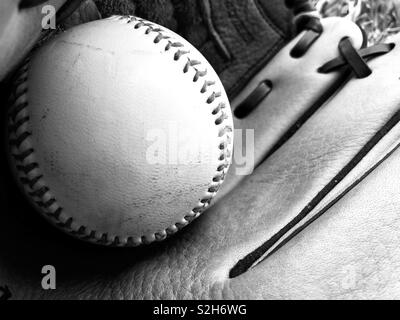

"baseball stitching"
[7, 15, 233, 247]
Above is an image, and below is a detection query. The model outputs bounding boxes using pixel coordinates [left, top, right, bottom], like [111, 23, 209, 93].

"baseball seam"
[8, 15, 233, 247]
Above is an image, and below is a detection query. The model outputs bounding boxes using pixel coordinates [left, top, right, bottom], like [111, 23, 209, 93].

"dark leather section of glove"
[93, 0, 294, 99]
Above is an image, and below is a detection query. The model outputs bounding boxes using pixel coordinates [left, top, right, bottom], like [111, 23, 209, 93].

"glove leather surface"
[2, 15, 400, 299]
[3, 0, 400, 299]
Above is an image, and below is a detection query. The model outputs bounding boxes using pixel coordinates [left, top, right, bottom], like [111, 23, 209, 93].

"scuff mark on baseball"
[7, 16, 234, 247]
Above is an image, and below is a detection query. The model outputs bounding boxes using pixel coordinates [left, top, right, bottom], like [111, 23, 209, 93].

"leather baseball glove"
[1, 0, 400, 299]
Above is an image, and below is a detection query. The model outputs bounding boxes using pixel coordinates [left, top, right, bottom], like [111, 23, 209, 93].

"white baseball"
[8, 16, 233, 246]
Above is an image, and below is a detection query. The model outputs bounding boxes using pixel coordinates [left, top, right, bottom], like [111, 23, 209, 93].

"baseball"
[7, 16, 233, 246]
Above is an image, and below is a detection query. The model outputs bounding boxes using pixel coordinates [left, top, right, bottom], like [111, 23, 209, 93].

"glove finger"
[225, 31, 400, 296]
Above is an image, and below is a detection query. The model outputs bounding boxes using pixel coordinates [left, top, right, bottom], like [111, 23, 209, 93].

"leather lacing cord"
[286, 0, 324, 58]
[319, 38, 395, 78]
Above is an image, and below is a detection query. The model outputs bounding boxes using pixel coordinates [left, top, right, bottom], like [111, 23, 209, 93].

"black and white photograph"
[1, 0, 400, 305]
